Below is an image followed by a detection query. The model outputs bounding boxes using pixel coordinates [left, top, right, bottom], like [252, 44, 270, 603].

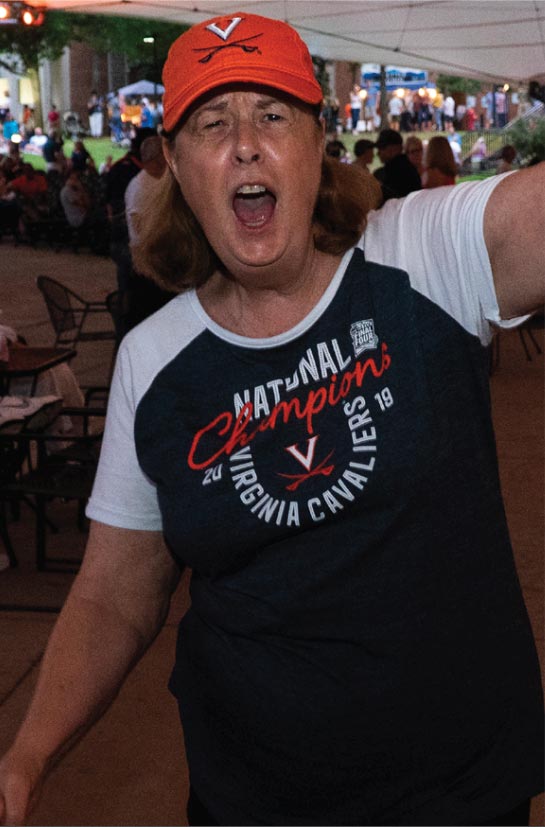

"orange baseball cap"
[162, 12, 323, 132]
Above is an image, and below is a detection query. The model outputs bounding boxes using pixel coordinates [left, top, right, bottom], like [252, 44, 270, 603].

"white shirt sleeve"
[361, 173, 525, 346]
[86, 341, 163, 531]
[124, 173, 140, 245]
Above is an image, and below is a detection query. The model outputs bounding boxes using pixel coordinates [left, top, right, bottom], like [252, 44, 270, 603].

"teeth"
[236, 184, 267, 195]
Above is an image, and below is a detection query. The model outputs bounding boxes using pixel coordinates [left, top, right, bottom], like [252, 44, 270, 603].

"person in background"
[1, 144, 23, 180]
[432, 90, 444, 131]
[468, 135, 488, 171]
[496, 144, 517, 174]
[482, 90, 494, 128]
[421, 135, 458, 188]
[87, 91, 104, 138]
[139, 98, 155, 129]
[46, 104, 60, 132]
[59, 169, 91, 229]
[417, 94, 432, 131]
[465, 106, 477, 131]
[400, 101, 413, 133]
[446, 121, 462, 167]
[363, 85, 378, 132]
[322, 97, 340, 136]
[124, 135, 175, 328]
[0, 90, 11, 124]
[20, 105, 35, 144]
[443, 92, 455, 127]
[60, 169, 109, 253]
[373, 127, 422, 203]
[351, 139, 383, 208]
[99, 154, 114, 176]
[495, 88, 508, 128]
[70, 140, 96, 173]
[27, 127, 47, 152]
[7, 162, 48, 233]
[0, 12, 543, 827]
[404, 134, 425, 177]
[0, 168, 21, 240]
[105, 127, 157, 294]
[1, 115, 19, 143]
[353, 138, 375, 170]
[387, 92, 403, 130]
[325, 139, 348, 161]
[42, 130, 66, 175]
[349, 85, 361, 134]
[107, 92, 124, 144]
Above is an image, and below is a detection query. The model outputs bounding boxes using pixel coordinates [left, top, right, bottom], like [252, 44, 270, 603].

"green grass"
[22, 130, 495, 183]
[23, 137, 127, 171]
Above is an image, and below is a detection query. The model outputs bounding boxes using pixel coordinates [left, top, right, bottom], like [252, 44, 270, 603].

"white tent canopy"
[118, 79, 165, 96]
[30, 0, 545, 84]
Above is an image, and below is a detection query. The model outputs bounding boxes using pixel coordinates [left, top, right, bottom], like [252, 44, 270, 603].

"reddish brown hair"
[131, 157, 379, 292]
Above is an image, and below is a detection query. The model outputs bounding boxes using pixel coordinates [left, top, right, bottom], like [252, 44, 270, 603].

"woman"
[404, 134, 424, 176]
[422, 134, 458, 188]
[0, 13, 543, 827]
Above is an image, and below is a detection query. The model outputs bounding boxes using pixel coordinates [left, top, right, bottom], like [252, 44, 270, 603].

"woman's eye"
[203, 119, 224, 129]
[264, 112, 283, 122]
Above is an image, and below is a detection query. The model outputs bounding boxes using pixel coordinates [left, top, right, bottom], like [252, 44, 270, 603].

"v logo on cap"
[206, 17, 242, 41]
[194, 34, 263, 64]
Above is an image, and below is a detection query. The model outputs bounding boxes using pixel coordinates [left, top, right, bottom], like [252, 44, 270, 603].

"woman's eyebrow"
[255, 96, 286, 109]
[195, 100, 230, 115]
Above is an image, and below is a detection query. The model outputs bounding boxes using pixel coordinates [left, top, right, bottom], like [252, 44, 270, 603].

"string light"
[0, 1, 45, 26]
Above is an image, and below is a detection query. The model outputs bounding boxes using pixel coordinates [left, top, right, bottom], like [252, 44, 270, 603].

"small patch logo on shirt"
[350, 320, 379, 357]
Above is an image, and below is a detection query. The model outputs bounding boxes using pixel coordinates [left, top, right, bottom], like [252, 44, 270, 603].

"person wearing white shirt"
[443, 94, 456, 125]
[124, 135, 174, 328]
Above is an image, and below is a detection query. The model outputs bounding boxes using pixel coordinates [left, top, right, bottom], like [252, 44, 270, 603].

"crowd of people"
[326, 84, 513, 139]
[325, 127, 521, 205]
[0, 132, 111, 251]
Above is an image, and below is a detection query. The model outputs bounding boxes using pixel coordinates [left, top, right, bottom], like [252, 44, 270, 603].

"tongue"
[233, 193, 275, 228]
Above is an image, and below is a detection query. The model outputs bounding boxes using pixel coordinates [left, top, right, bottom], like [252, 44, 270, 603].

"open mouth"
[233, 184, 276, 229]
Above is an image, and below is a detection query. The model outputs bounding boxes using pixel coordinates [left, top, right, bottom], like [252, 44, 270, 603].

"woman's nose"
[234, 119, 261, 164]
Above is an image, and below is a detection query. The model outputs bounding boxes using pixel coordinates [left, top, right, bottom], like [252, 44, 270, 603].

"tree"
[507, 117, 545, 163]
[0, 11, 187, 75]
[436, 74, 483, 96]
[312, 56, 330, 99]
[0, 12, 188, 123]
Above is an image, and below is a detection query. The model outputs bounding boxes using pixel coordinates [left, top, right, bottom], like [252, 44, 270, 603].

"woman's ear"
[319, 115, 327, 144]
[162, 137, 179, 180]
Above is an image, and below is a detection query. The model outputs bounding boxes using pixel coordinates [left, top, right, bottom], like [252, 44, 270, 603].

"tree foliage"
[507, 117, 545, 163]
[0, 11, 188, 77]
[436, 74, 483, 96]
[312, 56, 330, 99]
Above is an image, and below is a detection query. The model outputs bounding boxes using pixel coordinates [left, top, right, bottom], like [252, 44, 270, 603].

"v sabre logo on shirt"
[185, 334, 395, 529]
[279, 437, 336, 492]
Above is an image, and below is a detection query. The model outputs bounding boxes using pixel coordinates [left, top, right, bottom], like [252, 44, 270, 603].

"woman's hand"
[0, 523, 180, 826]
[0, 747, 45, 826]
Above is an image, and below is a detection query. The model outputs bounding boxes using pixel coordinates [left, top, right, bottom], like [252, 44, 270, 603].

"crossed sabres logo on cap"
[194, 17, 263, 64]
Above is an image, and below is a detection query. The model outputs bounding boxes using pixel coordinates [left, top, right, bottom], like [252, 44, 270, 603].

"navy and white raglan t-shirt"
[87, 175, 544, 826]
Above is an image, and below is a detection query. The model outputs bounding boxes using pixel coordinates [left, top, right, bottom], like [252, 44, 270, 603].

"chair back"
[106, 290, 128, 346]
[37, 276, 77, 341]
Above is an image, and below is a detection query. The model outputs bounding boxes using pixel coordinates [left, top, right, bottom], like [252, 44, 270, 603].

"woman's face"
[165, 88, 324, 280]
[407, 144, 423, 168]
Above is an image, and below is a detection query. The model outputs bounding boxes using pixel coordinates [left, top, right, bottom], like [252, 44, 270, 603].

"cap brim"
[163, 65, 323, 132]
